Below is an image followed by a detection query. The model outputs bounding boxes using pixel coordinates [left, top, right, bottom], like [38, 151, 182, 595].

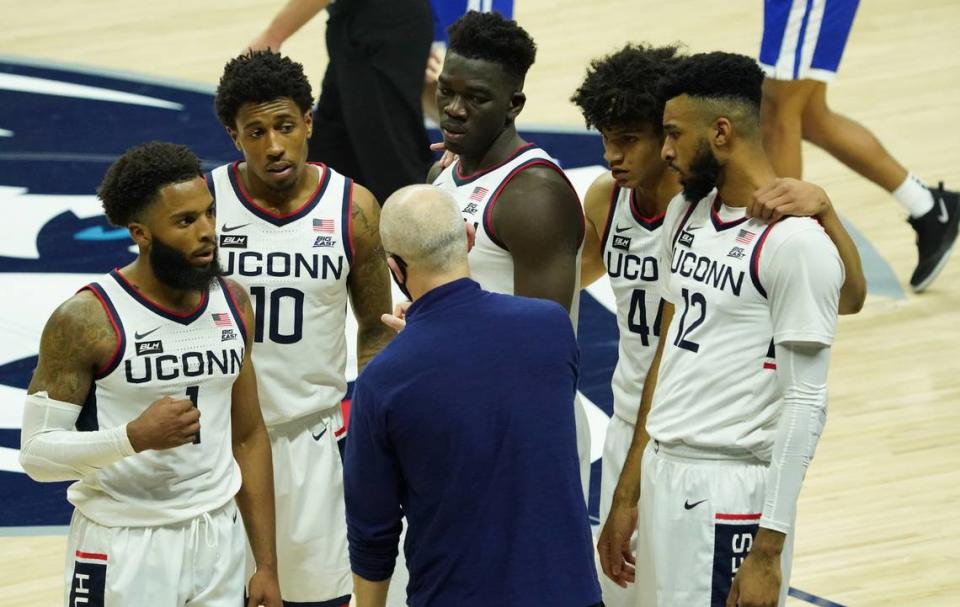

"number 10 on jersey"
[249, 286, 305, 344]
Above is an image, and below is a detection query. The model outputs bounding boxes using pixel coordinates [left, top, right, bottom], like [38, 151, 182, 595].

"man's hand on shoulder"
[749, 178, 830, 222]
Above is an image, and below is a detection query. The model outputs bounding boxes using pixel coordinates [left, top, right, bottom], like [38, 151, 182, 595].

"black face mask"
[389, 253, 412, 301]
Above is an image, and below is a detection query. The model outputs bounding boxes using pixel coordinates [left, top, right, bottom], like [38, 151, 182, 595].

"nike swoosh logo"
[311, 427, 328, 441]
[684, 499, 708, 510]
[937, 196, 949, 223]
[222, 224, 250, 233]
[134, 326, 161, 339]
[686, 225, 703, 231]
[615, 224, 631, 233]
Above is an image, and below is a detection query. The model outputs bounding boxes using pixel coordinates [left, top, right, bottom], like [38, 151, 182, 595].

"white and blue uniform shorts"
[64, 501, 245, 607]
[759, 0, 860, 82]
[248, 404, 351, 606]
[634, 442, 795, 607]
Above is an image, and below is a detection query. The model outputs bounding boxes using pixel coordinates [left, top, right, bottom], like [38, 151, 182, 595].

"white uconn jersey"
[600, 186, 664, 423]
[210, 162, 353, 426]
[647, 191, 839, 461]
[69, 272, 244, 527]
[432, 144, 582, 320]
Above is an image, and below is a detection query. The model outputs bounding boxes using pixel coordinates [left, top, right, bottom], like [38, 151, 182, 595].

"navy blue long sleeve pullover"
[343, 278, 600, 606]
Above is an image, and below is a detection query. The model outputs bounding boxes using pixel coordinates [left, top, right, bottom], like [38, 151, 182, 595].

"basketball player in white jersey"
[426, 11, 592, 499]
[212, 51, 394, 607]
[19, 142, 281, 606]
[573, 45, 866, 607]
[598, 52, 846, 607]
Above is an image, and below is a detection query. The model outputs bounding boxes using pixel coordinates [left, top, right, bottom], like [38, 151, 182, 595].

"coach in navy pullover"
[343, 185, 600, 607]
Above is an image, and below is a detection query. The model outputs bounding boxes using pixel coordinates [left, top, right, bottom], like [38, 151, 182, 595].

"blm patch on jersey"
[679, 230, 695, 248]
[612, 235, 632, 251]
[135, 340, 163, 356]
[220, 235, 247, 248]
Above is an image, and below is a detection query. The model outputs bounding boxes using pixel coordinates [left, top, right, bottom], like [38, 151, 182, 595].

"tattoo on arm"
[27, 292, 115, 405]
[348, 188, 394, 370]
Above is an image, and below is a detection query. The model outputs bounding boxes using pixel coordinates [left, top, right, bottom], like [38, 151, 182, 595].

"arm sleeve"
[343, 378, 403, 581]
[763, 226, 843, 346]
[760, 342, 831, 534]
[19, 392, 135, 482]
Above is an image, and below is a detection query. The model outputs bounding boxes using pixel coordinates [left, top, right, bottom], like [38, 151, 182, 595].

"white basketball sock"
[893, 172, 935, 218]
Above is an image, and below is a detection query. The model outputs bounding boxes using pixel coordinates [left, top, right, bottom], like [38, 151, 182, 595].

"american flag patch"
[735, 229, 756, 244]
[469, 186, 488, 202]
[212, 313, 232, 327]
[313, 218, 335, 233]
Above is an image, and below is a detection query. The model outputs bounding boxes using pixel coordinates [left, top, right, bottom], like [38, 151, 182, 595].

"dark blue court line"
[789, 586, 847, 607]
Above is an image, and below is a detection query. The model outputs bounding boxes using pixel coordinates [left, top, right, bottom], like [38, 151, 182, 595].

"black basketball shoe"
[908, 182, 959, 292]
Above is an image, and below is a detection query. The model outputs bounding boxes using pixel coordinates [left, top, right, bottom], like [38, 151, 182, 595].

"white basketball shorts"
[634, 442, 795, 607]
[250, 404, 351, 606]
[64, 501, 244, 607]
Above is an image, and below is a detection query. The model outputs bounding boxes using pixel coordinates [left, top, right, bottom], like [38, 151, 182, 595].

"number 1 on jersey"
[185, 386, 200, 444]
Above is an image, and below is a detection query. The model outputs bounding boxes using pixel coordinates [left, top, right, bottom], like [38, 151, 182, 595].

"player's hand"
[245, 31, 283, 53]
[748, 178, 830, 222]
[726, 548, 781, 607]
[246, 568, 282, 607]
[425, 46, 444, 84]
[381, 301, 411, 333]
[430, 142, 458, 169]
[597, 498, 637, 587]
[126, 396, 200, 452]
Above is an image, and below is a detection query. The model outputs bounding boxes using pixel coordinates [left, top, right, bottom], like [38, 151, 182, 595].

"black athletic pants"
[310, 0, 434, 204]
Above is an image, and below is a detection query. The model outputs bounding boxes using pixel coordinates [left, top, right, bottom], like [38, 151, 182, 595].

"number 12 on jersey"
[673, 288, 706, 353]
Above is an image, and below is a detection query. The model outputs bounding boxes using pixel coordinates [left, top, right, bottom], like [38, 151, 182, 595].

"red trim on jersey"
[81, 286, 122, 378]
[709, 196, 750, 231]
[629, 190, 666, 229]
[453, 142, 536, 183]
[218, 278, 249, 344]
[484, 159, 585, 250]
[671, 199, 699, 247]
[715, 513, 761, 521]
[111, 270, 208, 318]
[75, 550, 108, 561]
[230, 161, 328, 219]
[749, 222, 779, 298]
[763, 362, 777, 370]
[341, 398, 351, 429]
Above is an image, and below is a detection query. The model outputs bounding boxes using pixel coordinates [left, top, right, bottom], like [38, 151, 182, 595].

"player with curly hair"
[213, 50, 394, 606]
[21, 141, 281, 607]
[598, 51, 848, 607]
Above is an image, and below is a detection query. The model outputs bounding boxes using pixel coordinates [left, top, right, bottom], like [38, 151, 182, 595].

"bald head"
[381, 185, 469, 274]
